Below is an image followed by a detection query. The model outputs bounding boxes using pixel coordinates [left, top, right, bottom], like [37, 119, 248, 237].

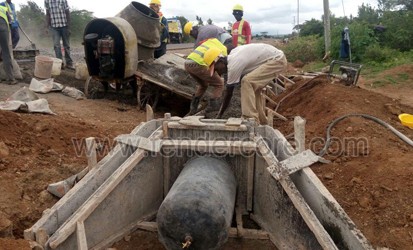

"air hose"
[319, 113, 413, 157]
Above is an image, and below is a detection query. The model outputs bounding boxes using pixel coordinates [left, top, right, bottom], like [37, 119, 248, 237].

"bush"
[330, 22, 379, 62]
[283, 35, 323, 64]
[363, 44, 399, 63]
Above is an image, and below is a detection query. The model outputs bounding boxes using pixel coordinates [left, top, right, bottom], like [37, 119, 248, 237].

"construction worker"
[0, 5, 16, 84]
[184, 22, 232, 48]
[0, 0, 18, 48]
[184, 38, 227, 115]
[149, 0, 169, 58]
[206, 43, 287, 124]
[45, 0, 74, 69]
[231, 4, 251, 47]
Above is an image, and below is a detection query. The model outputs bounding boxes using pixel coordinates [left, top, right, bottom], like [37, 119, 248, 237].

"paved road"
[167, 43, 194, 50]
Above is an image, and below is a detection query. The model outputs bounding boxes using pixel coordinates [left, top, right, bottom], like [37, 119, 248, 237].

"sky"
[12, 0, 378, 35]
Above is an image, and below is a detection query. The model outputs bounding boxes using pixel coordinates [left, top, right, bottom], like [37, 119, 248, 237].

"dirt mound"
[274, 76, 413, 249]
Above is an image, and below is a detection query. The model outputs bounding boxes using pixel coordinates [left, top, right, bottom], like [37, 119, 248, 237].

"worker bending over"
[231, 4, 251, 47]
[206, 43, 287, 124]
[184, 22, 232, 48]
[184, 38, 227, 115]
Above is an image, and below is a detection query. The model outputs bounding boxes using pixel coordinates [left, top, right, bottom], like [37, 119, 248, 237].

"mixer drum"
[157, 157, 237, 250]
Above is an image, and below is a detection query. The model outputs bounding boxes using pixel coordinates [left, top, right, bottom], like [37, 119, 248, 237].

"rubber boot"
[205, 98, 221, 112]
[186, 95, 201, 116]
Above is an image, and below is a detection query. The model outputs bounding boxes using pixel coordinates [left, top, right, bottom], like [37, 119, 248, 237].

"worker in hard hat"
[184, 22, 233, 48]
[149, 0, 169, 58]
[231, 4, 251, 47]
[184, 38, 228, 115]
[205, 43, 287, 124]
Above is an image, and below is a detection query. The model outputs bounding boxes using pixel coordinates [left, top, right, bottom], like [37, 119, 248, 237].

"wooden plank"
[168, 121, 248, 132]
[76, 221, 88, 250]
[228, 228, 269, 240]
[255, 136, 338, 249]
[294, 116, 306, 152]
[246, 153, 255, 211]
[225, 118, 243, 127]
[85, 137, 97, 170]
[163, 155, 170, 197]
[146, 104, 154, 122]
[236, 207, 244, 237]
[265, 108, 288, 121]
[137, 221, 158, 232]
[48, 132, 163, 249]
[35, 228, 48, 246]
[178, 116, 207, 127]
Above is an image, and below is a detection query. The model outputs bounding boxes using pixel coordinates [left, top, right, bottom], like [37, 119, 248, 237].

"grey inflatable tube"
[157, 156, 237, 250]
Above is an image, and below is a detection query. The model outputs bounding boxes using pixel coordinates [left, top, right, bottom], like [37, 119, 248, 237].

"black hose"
[319, 113, 413, 157]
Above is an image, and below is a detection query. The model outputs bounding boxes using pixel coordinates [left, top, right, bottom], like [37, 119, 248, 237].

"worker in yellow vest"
[0, 5, 16, 84]
[0, 0, 18, 48]
[231, 4, 251, 47]
[149, 0, 169, 58]
[184, 38, 227, 115]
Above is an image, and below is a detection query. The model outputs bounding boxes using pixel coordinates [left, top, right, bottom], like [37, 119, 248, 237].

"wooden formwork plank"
[255, 136, 338, 249]
[168, 121, 248, 131]
[48, 131, 163, 249]
[246, 153, 255, 211]
[76, 221, 88, 250]
[265, 108, 288, 121]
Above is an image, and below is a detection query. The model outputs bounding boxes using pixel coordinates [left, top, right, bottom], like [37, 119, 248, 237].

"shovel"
[18, 25, 36, 50]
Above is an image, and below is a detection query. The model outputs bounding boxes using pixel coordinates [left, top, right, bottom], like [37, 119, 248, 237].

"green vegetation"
[17, 1, 94, 47]
[288, 0, 413, 86]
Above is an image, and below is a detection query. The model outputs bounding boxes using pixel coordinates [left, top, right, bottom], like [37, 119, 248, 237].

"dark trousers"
[51, 26, 73, 65]
[11, 26, 19, 49]
[0, 19, 14, 80]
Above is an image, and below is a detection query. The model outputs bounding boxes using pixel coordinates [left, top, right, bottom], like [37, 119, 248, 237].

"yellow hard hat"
[184, 22, 193, 35]
[149, 0, 161, 5]
[233, 4, 243, 11]
[204, 47, 222, 67]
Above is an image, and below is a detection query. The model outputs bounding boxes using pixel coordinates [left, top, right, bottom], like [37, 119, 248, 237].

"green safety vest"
[4, 3, 13, 22]
[187, 38, 227, 66]
[0, 6, 8, 26]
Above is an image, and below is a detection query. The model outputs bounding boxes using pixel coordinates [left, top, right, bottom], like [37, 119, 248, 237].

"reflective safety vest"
[187, 38, 228, 66]
[0, 6, 8, 26]
[4, 2, 14, 22]
[232, 19, 246, 46]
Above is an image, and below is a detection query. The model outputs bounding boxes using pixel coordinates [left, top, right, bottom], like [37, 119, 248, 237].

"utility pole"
[297, 0, 300, 36]
[323, 0, 331, 55]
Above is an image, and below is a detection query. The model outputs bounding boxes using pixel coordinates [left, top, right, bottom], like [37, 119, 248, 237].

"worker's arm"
[244, 21, 252, 44]
[65, 9, 70, 26]
[216, 84, 236, 119]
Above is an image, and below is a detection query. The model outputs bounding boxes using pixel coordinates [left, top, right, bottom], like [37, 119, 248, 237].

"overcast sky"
[13, 0, 378, 35]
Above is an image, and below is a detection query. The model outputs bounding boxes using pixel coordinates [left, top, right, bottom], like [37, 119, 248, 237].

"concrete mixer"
[83, 1, 161, 93]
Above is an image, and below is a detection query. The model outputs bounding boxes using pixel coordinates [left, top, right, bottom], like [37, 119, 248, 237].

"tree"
[299, 18, 324, 37]
[357, 3, 380, 24]
[196, 15, 203, 26]
[378, 0, 413, 11]
[70, 9, 95, 43]
[17, 1, 46, 46]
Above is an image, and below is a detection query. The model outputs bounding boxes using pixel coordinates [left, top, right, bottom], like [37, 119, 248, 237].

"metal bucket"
[116, 1, 161, 49]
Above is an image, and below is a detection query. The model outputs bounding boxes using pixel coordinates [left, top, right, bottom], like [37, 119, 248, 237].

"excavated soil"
[0, 51, 412, 250]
